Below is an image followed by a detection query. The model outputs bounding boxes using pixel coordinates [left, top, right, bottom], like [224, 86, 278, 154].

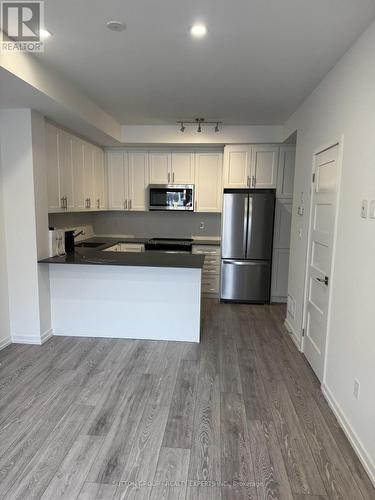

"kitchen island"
[39, 249, 204, 343]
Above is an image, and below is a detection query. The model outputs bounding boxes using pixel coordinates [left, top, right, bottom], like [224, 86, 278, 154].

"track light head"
[214, 122, 220, 133]
[180, 122, 185, 132]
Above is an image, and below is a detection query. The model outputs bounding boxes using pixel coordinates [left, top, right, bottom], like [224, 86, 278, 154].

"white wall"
[0, 140, 11, 349]
[284, 20, 375, 481]
[0, 109, 51, 344]
[122, 124, 283, 145]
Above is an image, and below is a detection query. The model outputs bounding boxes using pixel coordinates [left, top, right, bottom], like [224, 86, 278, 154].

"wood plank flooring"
[0, 300, 373, 500]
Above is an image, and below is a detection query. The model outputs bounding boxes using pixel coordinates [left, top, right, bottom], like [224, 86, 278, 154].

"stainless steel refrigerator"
[220, 189, 275, 303]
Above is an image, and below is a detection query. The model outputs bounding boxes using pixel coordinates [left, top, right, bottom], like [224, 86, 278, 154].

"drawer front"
[192, 245, 221, 256]
[202, 276, 220, 295]
[203, 264, 220, 276]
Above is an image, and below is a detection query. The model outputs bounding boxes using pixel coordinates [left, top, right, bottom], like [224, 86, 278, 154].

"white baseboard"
[53, 330, 199, 343]
[0, 336, 11, 351]
[322, 383, 375, 487]
[284, 318, 302, 352]
[12, 328, 53, 346]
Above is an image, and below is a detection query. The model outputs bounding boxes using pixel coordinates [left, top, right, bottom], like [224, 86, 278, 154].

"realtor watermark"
[1, 1, 45, 52]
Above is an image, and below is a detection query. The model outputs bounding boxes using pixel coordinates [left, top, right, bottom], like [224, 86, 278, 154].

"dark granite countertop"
[39, 248, 205, 269]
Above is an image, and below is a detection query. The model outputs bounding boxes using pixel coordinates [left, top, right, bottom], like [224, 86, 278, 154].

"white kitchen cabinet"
[251, 145, 279, 188]
[277, 145, 296, 198]
[58, 130, 74, 210]
[149, 152, 171, 184]
[128, 152, 148, 211]
[223, 145, 252, 188]
[271, 249, 290, 302]
[107, 151, 148, 211]
[194, 153, 223, 212]
[107, 151, 126, 210]
[72, 137, 86, 210]
[83, 142, 95, 210]
[46, 123, 62, 212]
[93, 146, 106, 210]
[170, 152, 195, 183]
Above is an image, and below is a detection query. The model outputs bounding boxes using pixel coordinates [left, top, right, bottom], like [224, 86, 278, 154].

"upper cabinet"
[107, 151, 148, 211]
[149, 151, 194, 184]
[46, 122, 106, 213]
[223, 145, 251, 188]
[251, 145, 279, 189]
[170, 152, 195, 184]
[195, 152, 223, 213]
[149, 152, 170, 184]
[224, 144, 279, 189]
[277, 145, 296, 198]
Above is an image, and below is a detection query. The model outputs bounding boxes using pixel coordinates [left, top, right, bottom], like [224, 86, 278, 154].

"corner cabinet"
[107, 151, 148, 211]
[223, 144, 279, 189]
[195, 152, 223, 213]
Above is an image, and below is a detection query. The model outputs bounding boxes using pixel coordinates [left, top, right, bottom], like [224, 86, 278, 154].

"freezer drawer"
[220, 260, 271, 303]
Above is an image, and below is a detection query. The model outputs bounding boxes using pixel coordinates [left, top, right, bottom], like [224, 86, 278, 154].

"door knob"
[316, 276, 329, 286]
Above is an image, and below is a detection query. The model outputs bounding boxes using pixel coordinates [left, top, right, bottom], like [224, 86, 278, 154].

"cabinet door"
[107, 152, 126, 210]
[58, 130, 74, 210]
[273, 199, 292, 249]
[195, 153, 223, 213]
[93, 147, 106, 209]
[128, 152, 148, 211]
[149, 152, 171, 184]
[83, 143, 95, 209]
[271, 248, 290, 302]
[171, 152, 194, 184]
[223, 146, 251, 188]
[277, 146, 295, 198]
[251, 145, 279, 188]
[46, 123, 62, 211]
[72, 137, 86, 210]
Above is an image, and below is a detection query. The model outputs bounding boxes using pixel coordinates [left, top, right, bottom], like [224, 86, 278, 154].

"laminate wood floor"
[0, 300, 373, 500]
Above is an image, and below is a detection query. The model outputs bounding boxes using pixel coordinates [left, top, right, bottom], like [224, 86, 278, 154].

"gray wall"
[49, 211, 94, 229]
[93, 211, 221, 238]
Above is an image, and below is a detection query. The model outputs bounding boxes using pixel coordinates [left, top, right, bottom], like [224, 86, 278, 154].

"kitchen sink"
[75, 242, 104, 248]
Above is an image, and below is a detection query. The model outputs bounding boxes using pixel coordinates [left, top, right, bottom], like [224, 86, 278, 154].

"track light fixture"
[177, 118, 223, 133]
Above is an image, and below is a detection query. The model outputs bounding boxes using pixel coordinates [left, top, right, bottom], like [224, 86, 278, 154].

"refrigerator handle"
[246, 196, 253, 257]
[243, 196, 249, 255]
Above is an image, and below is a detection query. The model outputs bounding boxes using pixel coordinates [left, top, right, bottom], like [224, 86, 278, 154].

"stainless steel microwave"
[149, 184, 195, 211]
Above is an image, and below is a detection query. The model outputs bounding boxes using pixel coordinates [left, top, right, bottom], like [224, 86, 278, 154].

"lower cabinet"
[192, 244, 221, 297]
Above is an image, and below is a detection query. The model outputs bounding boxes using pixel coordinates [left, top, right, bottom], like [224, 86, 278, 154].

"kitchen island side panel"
[49, 264, 201, 342]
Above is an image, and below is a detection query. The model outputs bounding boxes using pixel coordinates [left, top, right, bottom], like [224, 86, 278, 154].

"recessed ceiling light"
[190, 23, 207, 38]
[39, 29, 52, 39]
[106, 21, 127, 32]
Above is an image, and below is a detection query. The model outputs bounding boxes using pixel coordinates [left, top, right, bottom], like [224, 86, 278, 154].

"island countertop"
[39, 249, 205, 269]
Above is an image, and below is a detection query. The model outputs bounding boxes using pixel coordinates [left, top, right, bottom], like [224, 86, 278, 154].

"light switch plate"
[369, 200, 375, 219]
[361, 200, 368, 218]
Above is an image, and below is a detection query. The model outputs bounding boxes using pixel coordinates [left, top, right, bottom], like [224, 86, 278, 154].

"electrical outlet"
[361, 200, 368, 219]
[199, 221, 205, 229]
[353, 379, 360, 400]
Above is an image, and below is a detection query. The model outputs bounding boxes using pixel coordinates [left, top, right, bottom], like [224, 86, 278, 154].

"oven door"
[149, 185, 194, 211]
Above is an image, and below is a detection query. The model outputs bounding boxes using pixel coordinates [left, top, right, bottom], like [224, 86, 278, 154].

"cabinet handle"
[97, 198, 100, 209]
[247, 176, 250, 187]
[65, 196, 68, 209]
[61, 197, 64, 209]
[252, 175, 256, 187]
[129, 199, 132, 210]
[88, 198, 91, 209]
[172, 172, 175, 182]
[168, 172, 170, 183]
[124, 200, 128, 210]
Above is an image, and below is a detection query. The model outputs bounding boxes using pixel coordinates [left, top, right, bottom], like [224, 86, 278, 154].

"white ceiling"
[37, 0, 375, 125]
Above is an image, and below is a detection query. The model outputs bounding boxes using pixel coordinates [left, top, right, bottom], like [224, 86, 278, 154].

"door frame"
[301, 136, 344, 383]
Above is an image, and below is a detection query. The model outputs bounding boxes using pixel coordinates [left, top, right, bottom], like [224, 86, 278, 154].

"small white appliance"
[48, 229, 66, 257]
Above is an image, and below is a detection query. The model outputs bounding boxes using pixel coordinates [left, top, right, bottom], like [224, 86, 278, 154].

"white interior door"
[304, 143, 340, 381]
